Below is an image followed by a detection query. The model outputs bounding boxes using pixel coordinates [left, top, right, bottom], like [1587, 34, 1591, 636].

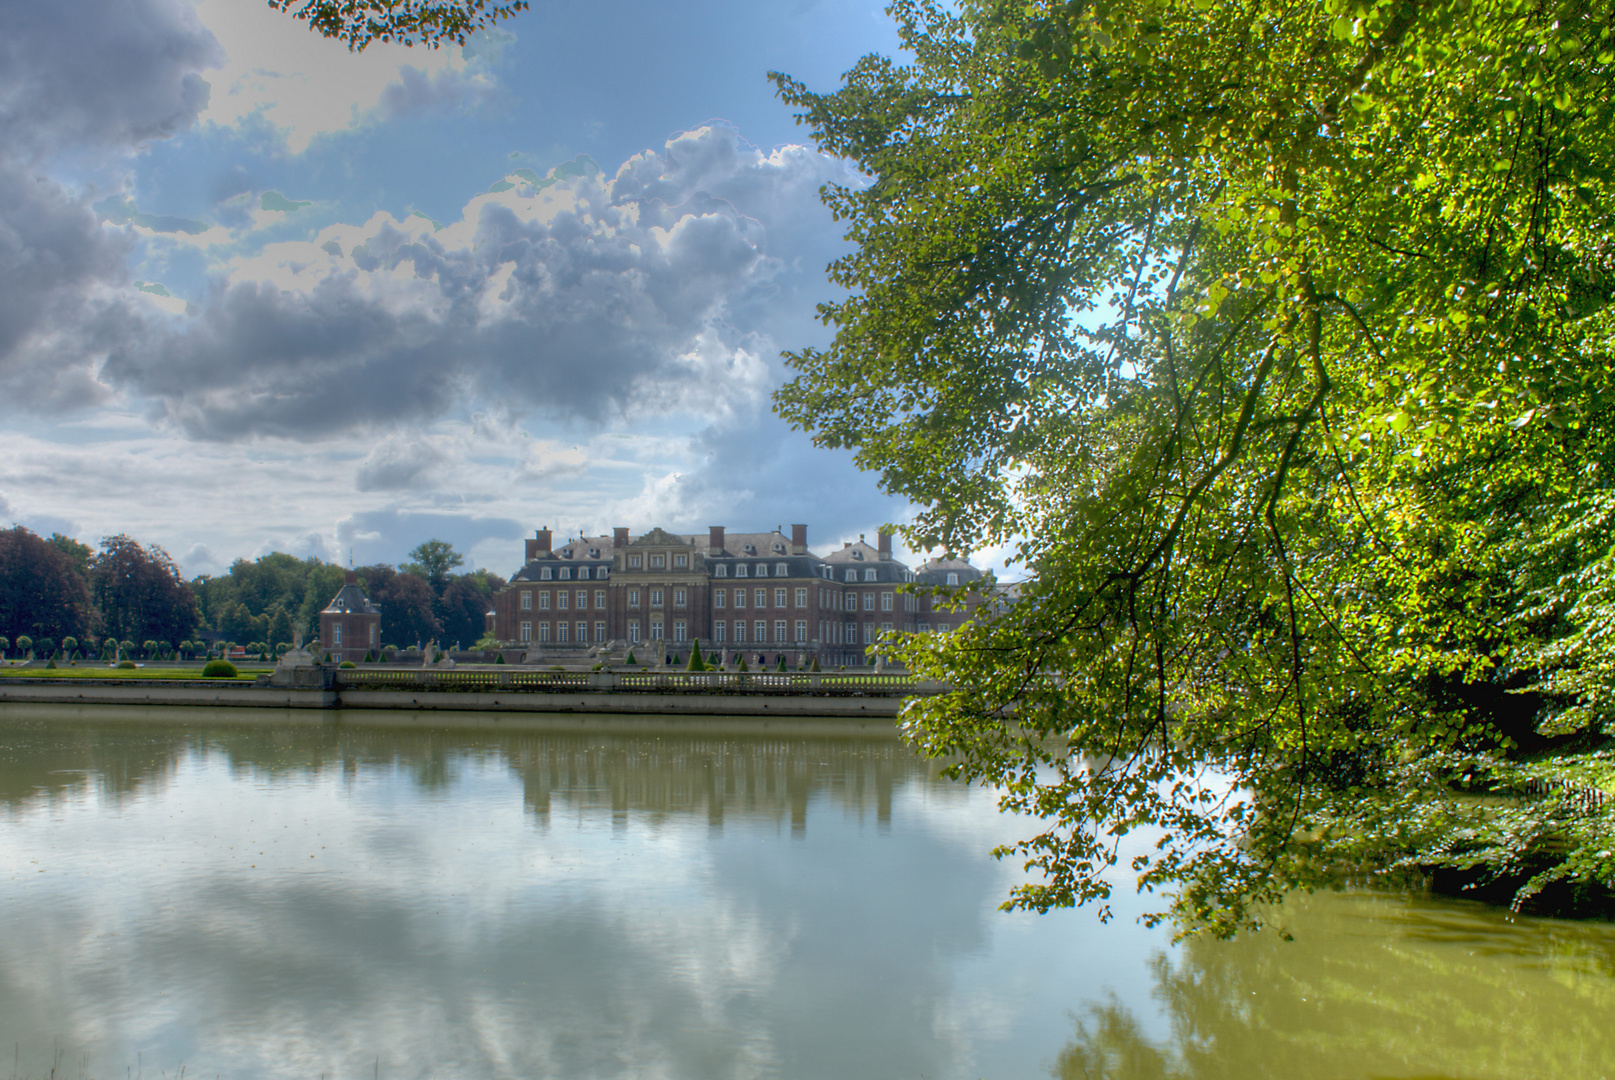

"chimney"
[791, 523, 807, 555]
[709, 525, 725, 555]
[614, 526, 629, 548]
[525, 527, 552, 562]
[878, 529, 893, 561]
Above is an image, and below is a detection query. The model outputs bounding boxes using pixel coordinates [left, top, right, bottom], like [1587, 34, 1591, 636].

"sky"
[0, 0, 940, 580]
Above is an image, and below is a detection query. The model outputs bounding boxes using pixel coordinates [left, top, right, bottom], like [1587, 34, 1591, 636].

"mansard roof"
[509, 533, 616, 582]
[322, 580, 380, 615]
[915, 557, 984, 585]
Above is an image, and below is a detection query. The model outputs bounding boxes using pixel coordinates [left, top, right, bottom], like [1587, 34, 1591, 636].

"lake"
[0, 705, 1611, 1079]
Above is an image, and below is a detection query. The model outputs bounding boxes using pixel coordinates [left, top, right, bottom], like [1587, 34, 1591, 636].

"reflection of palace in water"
[0, 711, 954, 832]
[505, 736, 947, 831]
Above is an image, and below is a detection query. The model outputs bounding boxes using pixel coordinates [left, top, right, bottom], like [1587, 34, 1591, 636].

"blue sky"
[0, 0, 944, 579]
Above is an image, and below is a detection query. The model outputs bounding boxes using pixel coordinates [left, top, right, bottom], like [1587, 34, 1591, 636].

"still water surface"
[0, 706, 1611, 1079]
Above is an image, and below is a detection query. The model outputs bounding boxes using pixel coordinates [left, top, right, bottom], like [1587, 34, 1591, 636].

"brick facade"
[490, 523, 983, 664]
[318, 571, 381, 663]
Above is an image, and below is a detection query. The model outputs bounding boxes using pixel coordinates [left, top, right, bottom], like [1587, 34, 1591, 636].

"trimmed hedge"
[201, 659, 239, 678]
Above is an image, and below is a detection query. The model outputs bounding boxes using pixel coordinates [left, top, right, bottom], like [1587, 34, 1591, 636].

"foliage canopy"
[265, 0, 528, 50]
[774, 0, 1615, 931]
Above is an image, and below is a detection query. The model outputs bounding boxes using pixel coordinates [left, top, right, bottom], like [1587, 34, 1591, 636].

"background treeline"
[0, 526, 503, 658]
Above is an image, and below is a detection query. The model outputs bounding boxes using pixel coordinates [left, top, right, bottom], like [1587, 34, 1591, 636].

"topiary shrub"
[810, 656, 821, 672]
[737, 656, 749, 672]
[45, 658, 57, 669]
[117, 660, 138, 670]
[202, 659, 238, 678]
[625, 650, 637, 666]
[495, 652, 506, 664]
[687, 640, 706, 671]
[339, 660, 357, 669]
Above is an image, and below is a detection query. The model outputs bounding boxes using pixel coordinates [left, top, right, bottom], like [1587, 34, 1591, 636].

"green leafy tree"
[267, 0, 529, 51]
[92, 536, 197, 648]
[378, 572, 441, 648]
[0, 526, 92, 643]
[773, 0, 1615, 931]
[687, 639, 706, 671]
[403, 540, 465, 594]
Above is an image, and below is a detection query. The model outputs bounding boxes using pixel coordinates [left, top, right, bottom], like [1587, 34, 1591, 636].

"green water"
[0, 705, 1609, 1079]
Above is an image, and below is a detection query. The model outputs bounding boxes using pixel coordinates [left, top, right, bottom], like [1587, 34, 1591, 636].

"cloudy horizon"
[0, 0, 1000, 582]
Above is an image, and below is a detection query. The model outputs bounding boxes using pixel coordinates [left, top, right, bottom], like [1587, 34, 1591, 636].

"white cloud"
[193, 0, 484, 152]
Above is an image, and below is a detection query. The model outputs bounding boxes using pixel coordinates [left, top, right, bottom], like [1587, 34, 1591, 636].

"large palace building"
[489, 523, 991, 665]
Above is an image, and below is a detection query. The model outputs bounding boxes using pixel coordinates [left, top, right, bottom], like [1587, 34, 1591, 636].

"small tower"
[319, 570, 382, 663]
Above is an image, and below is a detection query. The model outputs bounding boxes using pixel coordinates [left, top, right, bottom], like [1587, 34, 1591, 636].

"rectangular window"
[714, 589, 726, 608]
[674, 620, 687, 642]
[715, 623, 726, 643]
[629, 589, 640, 608]
[595, 622, 606, 642]
[775, 563, 787, 577]
[674, 554, 688, 568]
[774, 620, 787, 643]
[520, 622, 532, 642]
[557, 623, 569, 643]
[333, 624, 342, 646]
[628, 621, 640, 643]
[795, 588, 807, 608]
[795, 620, 807, 643]
[629, 555, 642, 568]
[881, 622, 893, 632]
[540, 591, 551, 610]
[715, 564, 727, 577]
[595, 590, 606, 610]
[539, 623, 551, 643]
[736, 564, 748, 578]
[734, 621, 746, 643]
[651, 589, 664, 607]
[755, 620, 767, 642]
[863, 593, 875, 612]
[558, 591, 569, 610]
[734, 588, 746, 608]
[370, 624, 377, 645]
[576, 590, 587, 609]
[754, 588, 766, 607]
[520, 590, 532, 610]
[774, 588, 786, 608]
[650, 554, 665, 568]
[863, 623, 874, 645]
[577, 621, 587, 642]
[919, 622, 931, 633]
[651, 620, 664, 639]
[881, 592, 894, 612]
[674, 588, 687, 607]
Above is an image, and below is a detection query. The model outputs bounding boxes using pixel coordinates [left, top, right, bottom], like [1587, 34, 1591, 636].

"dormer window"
[947, 572, 959, 586]
[714, 564, 727, 578]
[598, 567, 608, 578]
[775, 563, 787, 577]
[578, 568, 590, 580]
[756, 564, 768, 577]
[851, 550, 864, 561]
[864, 569, 876, 582]
[845, 570, 856, 582]
[742, 544, 756, 555]
[540, 567, 552, 580]
[772, 542, 785, 554]
[559, 567, 571, 580]
[736, 564, 748, 578]
[589, 548, 600, 558]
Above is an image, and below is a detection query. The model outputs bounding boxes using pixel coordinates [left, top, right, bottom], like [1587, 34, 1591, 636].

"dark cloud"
[0, 0, 220, 413]
[0, 0, 219, 163]
[102, 127, 860, 439]
[378, 65, 492, 119]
